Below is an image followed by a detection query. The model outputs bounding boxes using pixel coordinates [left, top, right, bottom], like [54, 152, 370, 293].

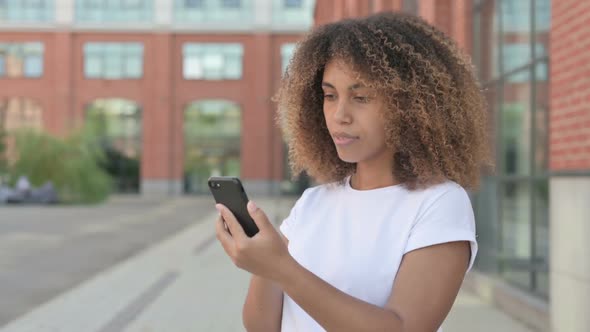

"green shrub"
[0, 128, 7, 177]
[9, 128, 112, 204]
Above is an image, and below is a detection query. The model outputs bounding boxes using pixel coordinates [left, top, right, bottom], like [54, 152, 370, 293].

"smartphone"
[208, 176, 259, 237]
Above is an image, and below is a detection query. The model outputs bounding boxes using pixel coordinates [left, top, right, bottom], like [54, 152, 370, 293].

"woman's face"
[322, 59, 393, 165]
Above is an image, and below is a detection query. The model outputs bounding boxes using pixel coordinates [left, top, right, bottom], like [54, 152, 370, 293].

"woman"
[215, 11, 491, 332]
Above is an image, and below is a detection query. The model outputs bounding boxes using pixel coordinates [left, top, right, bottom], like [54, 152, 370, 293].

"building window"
[76, 0, 152, 22]
[502, 44, 548, 82]
[183, 43, 243, 80]
[501, 0, 550, 32]
[184, 0, 204, 8]
[175, 0, 252, 23]
[0, 0, 53, 22]
[284, 0, 302, 8]
[83, 42, 144, 79]
[222, 0, 241, 8]
[272, 0, 313, 26]
[183, 100, 241, 194]
[0, 42, 44, 78]
[472, 0, 550, 299]
[281, 43, 296, 74]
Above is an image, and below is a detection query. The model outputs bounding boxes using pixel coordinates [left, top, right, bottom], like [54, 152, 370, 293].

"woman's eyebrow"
[321, 82, 335, 89]
[321, 82, 366, 91]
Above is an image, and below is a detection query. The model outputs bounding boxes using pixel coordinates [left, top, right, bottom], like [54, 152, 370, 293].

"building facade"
[0, 0, 314, 196]
[315, 1, 589, 332]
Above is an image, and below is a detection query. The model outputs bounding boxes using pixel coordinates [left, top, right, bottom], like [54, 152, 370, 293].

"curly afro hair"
[276, 12, 492, 190]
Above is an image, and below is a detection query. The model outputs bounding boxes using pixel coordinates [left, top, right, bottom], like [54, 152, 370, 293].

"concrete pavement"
[0, 197, 535, 332]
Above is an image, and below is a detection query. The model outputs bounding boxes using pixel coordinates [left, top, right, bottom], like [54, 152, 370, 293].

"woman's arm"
[278, 241, 470, 332]
[242, 276, 283, 331]
[242, 234, 289, 332]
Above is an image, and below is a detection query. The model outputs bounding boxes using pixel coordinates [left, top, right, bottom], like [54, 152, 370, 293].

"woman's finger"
[215, 216, 234, 254]
[216, 204, 248, 241]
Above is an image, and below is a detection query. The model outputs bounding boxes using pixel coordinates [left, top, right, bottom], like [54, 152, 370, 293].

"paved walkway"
[0, 198, 535, 332]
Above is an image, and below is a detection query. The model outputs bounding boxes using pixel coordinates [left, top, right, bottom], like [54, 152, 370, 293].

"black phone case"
[208, 176, 259, 237]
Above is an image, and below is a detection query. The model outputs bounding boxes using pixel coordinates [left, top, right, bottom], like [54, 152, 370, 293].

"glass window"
[175, 0, 252, 23]
[85, 99, 141, 193]
[500, 180, 532, 290]
[23, 55, 42, 77]
[272, 0, 313, 26]
[0, 0, 53, 22]
[0, 42, 44, 78]
[184, 0, 204, 8]
[83, 42, 144, 79]
[501, 74, 531, 176]
[500, 0, 532, 76]
[76, 0, 152, 22]
[473, 176, 499, 273]
[473, 0, 551, 299]
[182, 43, 243, 80]
[284, 0, 302, 8]
[535, 0, 550, 58]
[281, 43, 296, 74]
[536, 0, 551, 31]
[501, 0, 550, 33]
[533, 179, 549, 297]
[501, 0, 531, 32]
[183, 100, 242, 194]
[0, 97, 43, 133]
[222, 0, 240, 8]
[534, 62, 549, 173]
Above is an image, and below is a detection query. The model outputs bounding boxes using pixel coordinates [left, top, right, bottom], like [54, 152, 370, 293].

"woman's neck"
[351, 162, 398, 190]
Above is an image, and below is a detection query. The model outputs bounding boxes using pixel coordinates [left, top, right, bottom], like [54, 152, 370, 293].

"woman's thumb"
[247, 201, 270, 228]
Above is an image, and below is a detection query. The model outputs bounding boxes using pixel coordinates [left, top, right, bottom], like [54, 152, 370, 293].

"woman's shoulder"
[415, 180, 466, 198]
[410, 180, 473, 218]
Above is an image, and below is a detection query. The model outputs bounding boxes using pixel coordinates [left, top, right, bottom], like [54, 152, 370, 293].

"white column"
[550, 177, 590, 332]
[55, 0, 74, 25]
[155, 0, 173, 27]
[253, 0, 273, 29]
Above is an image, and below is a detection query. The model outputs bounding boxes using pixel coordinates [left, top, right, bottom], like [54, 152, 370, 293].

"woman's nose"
[333, 100, 352, 124]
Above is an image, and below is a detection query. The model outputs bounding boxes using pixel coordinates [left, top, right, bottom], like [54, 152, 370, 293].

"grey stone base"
[141, 179, 183, 197]
[463, 271, 549, 331]
[550, 177, 590, 332]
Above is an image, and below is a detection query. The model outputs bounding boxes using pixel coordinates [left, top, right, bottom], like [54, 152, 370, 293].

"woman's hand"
[215, 201, 294, 282]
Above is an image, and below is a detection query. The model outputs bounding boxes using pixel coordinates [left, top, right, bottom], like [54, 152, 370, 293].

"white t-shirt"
[279, 177, 477, 332]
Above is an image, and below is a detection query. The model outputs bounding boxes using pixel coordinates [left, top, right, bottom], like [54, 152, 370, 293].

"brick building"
[0, 0, 313, 196]
[315, 1, 590, 331]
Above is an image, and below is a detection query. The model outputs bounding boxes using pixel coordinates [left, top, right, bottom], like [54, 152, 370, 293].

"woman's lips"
[332, 133, 359, 146]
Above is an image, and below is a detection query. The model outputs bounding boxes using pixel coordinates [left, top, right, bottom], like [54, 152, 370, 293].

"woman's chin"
[336, 151, 360, 163]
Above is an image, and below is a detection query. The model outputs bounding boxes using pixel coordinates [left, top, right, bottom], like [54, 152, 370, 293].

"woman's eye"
[354, 96, 370, 103]
[323, 94, 336, 100]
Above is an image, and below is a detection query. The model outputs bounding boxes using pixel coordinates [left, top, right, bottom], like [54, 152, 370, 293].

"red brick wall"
[0, 32, 56, 134]
[550, 0, 590, 170]
[0, 31, 301, 189]
[313, 0, 472, 61]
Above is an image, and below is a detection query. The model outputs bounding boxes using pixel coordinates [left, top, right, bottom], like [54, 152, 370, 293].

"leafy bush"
[0, 128, 7, 177]
[8, 128, 112, 204]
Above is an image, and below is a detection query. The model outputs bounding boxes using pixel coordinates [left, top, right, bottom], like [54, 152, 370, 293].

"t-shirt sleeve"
[404, 185, 478, 273]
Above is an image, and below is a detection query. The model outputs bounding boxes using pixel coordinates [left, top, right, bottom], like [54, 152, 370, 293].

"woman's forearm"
[278, 258, 404, 332]
[242, 275, 284, 332]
